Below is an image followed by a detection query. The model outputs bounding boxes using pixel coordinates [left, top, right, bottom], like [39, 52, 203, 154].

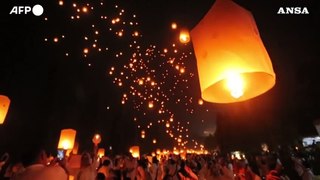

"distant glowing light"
[198, 99, 204, 105]
[153, 139, 157, 144]
[171, 22, 177, 29]
[82, 7, 88, 13]
[53, 37, 59, 43]
[83, 48, 89, 54]
[148, 101, 154, 109]
[58, 1, 64, 6]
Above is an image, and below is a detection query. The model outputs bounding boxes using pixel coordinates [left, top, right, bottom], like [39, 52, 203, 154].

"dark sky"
[0, 0, 320, 156]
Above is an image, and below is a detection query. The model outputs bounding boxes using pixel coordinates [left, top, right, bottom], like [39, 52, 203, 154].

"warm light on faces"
[225, 72, 244, 99]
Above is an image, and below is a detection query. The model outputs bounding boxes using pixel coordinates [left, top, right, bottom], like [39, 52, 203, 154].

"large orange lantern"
[130, 146, 140, 158]
[0, 95, 10, 124]
[57, 129, 77, 150]
[191, 0, 276, 103]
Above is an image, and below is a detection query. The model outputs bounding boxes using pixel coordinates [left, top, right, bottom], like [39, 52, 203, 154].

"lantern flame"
[225, 72, 244, 99]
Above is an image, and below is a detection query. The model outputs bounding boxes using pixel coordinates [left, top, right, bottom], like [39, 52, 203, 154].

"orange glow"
[72, 142, 79, 154]
[171, 22, 177, 29]
[83, 48, 89, 54]
[191, 0, 275, 103]
[141, 130, 145, 138]
[58, 1, 64, 6]
[58, 129, 76, 150]
[152, 139, 157, 144]
[148, 101, 154, 108]
[179, 29, 190, 44]
[53, 37, 59, 43]
[198, 99, 204, 105]
[225, 72, 244, 98]
[92, 134, 102, 145]
[130, 146, 140, 158]
[98, 148, 105, 158]
[0, 95, 10, 124]
[82, 7, 88, 13]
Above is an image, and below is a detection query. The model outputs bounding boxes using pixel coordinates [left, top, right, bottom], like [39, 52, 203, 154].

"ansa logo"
[277, 7, 309, 15]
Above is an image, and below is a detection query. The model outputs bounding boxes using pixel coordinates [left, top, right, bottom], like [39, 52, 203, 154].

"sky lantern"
[58, 129, 76, 150]
[171, 22, 177, 30]
[0, 95, 10, 124]
[92, 134, 102, 145]
[190, 0, 275, 103]
[97, 148, 105, 158]
[130, 146, 140, 158]
[141, 130, 145, 138]
[179, 29, 190, 44]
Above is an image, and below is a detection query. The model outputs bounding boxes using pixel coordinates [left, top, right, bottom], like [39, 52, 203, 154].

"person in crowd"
[266, 155, 289, 180]
[163, 158, 179, 180]
[136, 158, 152, 180]
[98, 159, 111, 179]
[77, 152, 97, 180]
[293, 157, 314, 180]
[96, 172, 106, 180]
[12, 147, 68, 180]
[149, 156, 159, 180]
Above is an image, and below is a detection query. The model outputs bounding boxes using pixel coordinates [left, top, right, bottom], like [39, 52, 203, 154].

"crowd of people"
[0, 144, 319, 180]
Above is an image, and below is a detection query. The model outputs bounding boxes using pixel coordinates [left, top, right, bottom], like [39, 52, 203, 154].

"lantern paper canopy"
[190, 0, 276, 103]
[98, 148, 105, 158]
[92, 134, 102, 145]
[57, 129, 76, 150]
[0, 95, 10, 124]
[130, 146, 140, 158]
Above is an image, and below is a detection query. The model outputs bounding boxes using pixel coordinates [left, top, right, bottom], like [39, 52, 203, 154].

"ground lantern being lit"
[58, 129, 77, 150]
[191, 0, 276, 103]
[0, 95, 10, 124]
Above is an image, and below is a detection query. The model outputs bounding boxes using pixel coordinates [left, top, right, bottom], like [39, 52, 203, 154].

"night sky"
[0, 0, 320, 156]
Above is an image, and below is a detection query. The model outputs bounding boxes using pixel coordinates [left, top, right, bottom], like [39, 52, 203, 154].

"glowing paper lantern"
[179, 29, 190, 44]
[97, 148, 105, 158]
[0, 95, 10, 124]
[58, 129, 76, 150]
[92, 134, 101, 145]
[130, 146, 140, 158]
[191, 0, 275, 103]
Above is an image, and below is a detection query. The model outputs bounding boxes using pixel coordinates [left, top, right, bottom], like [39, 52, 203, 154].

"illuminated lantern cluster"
[0, 95, 10, 124]
[191, 0, 276, 103]
[58, 129, 77, 150]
